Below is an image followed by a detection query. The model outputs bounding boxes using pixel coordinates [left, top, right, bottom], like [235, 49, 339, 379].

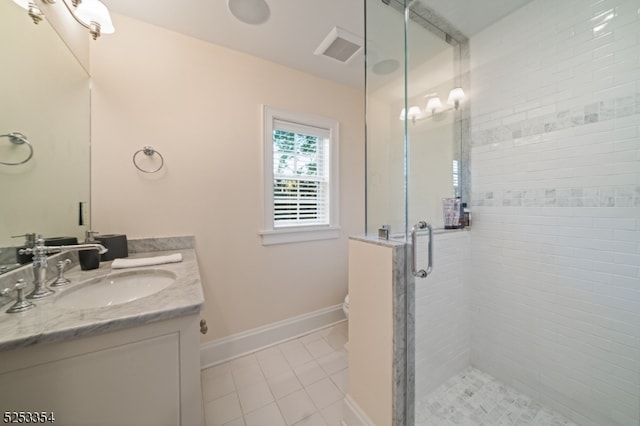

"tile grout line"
[202, 322, 349, 426]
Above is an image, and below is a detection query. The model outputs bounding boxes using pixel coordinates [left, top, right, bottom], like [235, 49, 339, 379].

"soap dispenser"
[79, 230, 100, 270]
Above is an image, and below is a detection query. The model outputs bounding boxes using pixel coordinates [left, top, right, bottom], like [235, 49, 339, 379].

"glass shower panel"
[403, 4, 469, 425]
[365, 0, 463, 238]
[405, 16, 458, 230]
[364, 0, 408, 237]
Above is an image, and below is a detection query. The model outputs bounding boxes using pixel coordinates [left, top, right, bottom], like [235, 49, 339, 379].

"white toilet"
[342, 294, 349, 319]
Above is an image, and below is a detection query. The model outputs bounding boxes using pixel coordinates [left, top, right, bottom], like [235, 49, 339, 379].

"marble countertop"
[0, 247, 204, 352]
[350, 227, 470, 247]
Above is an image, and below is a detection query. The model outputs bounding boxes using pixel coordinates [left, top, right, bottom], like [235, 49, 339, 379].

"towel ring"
[0, 132, 34, 166]
[133, 146, 164, 173]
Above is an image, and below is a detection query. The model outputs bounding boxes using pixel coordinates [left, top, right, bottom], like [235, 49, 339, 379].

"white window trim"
[260, 105, 340, 245]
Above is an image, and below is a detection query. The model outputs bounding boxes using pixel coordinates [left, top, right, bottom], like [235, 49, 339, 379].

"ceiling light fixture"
[227, 0, 270, 25]
[12, 0, 114, 39]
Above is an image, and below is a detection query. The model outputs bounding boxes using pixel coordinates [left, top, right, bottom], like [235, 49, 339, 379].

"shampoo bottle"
[79, 230, 100, 270]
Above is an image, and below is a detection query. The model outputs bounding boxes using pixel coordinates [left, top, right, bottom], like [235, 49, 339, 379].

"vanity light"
[425, 96, 443, 115]
[400, 87, 466, 123]
[399, 106, 422, 123]
[11, 0, 45, 24]
[447, 87, 465, 109]
[73, 0, 115, 38]
[14, 0, 114, 39]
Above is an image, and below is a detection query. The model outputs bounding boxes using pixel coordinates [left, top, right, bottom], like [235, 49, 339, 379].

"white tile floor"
[201, 322, 349, 426]
[415, 366, 579, 426]
[203, 321, 578, 426]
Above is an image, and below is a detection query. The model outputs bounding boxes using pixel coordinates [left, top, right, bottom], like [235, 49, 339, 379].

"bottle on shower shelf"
[461, 203, 471, 228]
[442, 197, 461, 229]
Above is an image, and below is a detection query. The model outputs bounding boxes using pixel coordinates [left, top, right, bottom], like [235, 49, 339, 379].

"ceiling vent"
[314, 26, 363, 64]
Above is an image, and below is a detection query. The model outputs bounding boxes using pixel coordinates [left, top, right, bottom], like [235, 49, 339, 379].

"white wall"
[90, 13, 365, 342]
[469, 0, 639, 425]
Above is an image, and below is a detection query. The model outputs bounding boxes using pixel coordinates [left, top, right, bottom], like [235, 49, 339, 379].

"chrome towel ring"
[0, 132, 34, 166]
[133, 145, 164, 173]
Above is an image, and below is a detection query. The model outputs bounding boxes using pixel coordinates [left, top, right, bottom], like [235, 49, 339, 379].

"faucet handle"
[17, 234, 45, 256]
[2, 279, 36, 313]
[18, 247, 33, 256]
[51, 259, 72, 287]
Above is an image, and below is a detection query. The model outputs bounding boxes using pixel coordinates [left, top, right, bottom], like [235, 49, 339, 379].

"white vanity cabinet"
[0, 314, 202, 426]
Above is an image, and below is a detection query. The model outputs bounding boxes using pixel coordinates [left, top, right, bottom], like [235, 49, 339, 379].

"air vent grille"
[314, 26, 363, 64]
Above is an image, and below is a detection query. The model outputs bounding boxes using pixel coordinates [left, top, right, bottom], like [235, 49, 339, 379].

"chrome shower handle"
[411, 221, 433, 279]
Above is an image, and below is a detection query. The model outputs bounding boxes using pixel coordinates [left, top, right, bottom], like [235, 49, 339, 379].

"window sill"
[260, 226, 340, 246]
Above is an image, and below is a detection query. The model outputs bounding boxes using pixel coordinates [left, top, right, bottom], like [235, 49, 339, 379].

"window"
[452, 160, 460, 191]
[261, 106, 340, 245]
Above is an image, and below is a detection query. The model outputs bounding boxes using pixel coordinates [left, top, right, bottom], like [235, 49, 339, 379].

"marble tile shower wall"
[471, 107, 640, 209]
[471, 93, 640, 149]
[467, 0, 639, 425]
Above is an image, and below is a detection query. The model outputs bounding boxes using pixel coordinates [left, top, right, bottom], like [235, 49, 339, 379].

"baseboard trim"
[342, 394, 375, 426]
[200, 304, 345, 368]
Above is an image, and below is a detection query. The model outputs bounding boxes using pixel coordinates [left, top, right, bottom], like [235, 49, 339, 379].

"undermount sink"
[55, 269, 176, 309]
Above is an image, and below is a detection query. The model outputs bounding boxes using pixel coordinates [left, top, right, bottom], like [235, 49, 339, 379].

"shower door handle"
[411, 221, 433, 279]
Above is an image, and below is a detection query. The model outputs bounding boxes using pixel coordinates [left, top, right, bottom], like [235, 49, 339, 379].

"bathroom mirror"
[0, 1, 91, 272]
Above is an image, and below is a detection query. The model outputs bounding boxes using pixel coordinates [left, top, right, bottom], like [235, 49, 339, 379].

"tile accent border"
[471, 93, 640, 148]
[472, 185, 640, 208]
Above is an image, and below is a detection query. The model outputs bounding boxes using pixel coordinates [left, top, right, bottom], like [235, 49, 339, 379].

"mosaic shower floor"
[415, 367, 579, 426]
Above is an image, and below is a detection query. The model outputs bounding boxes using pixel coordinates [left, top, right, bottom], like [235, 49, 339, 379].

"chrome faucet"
[19, 235, 108, 299]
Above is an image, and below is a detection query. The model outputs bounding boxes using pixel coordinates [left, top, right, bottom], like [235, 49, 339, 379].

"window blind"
[272, 120, 330, 227]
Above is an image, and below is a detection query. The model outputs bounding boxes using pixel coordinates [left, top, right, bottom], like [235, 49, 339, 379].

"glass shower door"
[365, 0, 468, 424]
[402, 5, 471, 426]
